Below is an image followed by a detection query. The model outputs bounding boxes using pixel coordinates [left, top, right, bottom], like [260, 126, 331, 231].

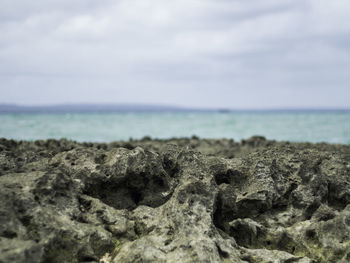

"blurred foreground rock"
[0, 136, 350, 263]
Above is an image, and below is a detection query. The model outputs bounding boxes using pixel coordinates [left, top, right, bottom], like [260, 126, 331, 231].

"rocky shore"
[1, 136, 350, 263]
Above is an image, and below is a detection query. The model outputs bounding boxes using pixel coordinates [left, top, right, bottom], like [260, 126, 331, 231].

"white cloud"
[0, 0, 350, 108]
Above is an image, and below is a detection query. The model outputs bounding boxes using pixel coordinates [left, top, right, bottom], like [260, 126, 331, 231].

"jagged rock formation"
[0, 136, 350, 263]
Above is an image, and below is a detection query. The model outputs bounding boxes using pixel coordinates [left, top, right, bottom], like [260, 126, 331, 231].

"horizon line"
[0, 103, 350, 113]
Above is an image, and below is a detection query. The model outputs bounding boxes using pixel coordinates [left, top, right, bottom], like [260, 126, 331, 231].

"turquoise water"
[0, 112, 350, 144]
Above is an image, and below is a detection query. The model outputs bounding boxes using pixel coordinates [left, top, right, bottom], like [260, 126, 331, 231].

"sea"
[1, 111, 350, 144]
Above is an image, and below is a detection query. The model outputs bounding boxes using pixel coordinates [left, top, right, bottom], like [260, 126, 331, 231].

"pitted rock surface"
[0, 137, 350, 263]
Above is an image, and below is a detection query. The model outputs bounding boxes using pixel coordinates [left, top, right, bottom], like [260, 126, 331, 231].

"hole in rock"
[327, 183, 349, 210]
[83, 172, 171, 210]
[2, 230, 17, 239]
[131, 191, 142, 204]
[228, 221, 266, 248]
[216, 244, 229, 259]
[304, 202, 321, 220]
[305, 229, 316, 239]
[213, 196, 225, 231]
[79, 256, 98, 262]
[214, 169, 243, 186]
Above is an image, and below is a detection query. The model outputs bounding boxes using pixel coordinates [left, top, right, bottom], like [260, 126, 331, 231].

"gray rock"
[0, 137, 349, 262]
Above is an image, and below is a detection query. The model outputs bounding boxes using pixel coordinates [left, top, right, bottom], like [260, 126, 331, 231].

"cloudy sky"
[1, 0, 350, 109]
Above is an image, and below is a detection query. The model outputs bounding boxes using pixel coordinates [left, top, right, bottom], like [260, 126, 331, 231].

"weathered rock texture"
[1, 136, 350, 263]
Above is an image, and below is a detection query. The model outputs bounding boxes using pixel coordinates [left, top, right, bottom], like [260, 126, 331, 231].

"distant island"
[0, 103, 196, 113]
[0, 103, 349, 113]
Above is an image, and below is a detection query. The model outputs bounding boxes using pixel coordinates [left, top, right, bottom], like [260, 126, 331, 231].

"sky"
[0, 0, 350, 109]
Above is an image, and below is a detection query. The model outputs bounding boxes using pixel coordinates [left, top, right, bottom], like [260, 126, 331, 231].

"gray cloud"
[0, 0, 350, 108]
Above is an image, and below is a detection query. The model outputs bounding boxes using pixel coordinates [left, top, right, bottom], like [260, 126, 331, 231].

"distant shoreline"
[0, 103, 349, 114]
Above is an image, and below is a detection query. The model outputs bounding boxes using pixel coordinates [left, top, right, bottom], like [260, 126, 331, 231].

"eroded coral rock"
[0, 137, 350, 262]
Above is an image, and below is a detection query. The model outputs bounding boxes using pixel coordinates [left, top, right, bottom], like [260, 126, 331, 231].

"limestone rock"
[0, 137, 349, 262]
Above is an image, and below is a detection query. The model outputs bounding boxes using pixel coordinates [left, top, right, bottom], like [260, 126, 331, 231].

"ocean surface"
[1, 111, 350, 144]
